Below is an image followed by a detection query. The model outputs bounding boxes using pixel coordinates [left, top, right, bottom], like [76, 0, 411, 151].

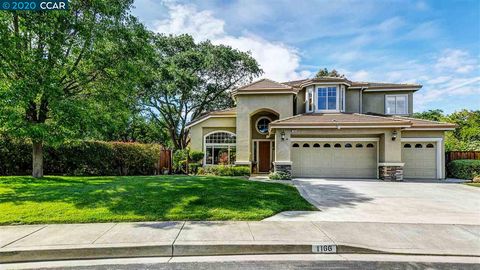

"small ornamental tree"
[0, 1, 152, 177]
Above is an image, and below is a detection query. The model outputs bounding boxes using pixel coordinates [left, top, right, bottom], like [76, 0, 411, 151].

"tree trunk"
[32, 140, 44, 178]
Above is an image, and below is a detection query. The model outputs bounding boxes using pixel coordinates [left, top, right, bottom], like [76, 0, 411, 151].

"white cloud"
[435, 49, 477, 74]
[152, 2, 310, 81]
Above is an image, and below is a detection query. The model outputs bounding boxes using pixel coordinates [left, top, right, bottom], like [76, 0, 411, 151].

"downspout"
[359, 87, 365, 113]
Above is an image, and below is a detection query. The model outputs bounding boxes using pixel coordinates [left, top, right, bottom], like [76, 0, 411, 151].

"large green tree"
[0, 1, 152, 177]
[141, 34, 262, 149]
[413, 109, 480, 151]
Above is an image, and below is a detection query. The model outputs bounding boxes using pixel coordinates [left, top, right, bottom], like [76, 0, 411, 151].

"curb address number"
[312, 244, 337, 253]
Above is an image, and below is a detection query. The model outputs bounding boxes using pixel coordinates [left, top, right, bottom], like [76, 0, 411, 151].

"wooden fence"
[445, 151, 480, 163]
[158, 149, 172, 174]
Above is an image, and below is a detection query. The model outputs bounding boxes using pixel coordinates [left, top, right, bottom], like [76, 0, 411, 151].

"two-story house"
[186, 77, 455, 180]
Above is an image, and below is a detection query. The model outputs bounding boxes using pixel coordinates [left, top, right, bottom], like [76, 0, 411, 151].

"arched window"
[334, 143, 341, 148]
[355, 143, 363, 148]
[313, 143, 320, 148]
[345, 143, 352, 148]
[426, 143, 434, 148]
[292, 143, 300, 148]
[366, 143, 374, 148]
[204, 132, 236, 165]
[303, 143, 310, 148]
[324, 143, 331, 148]
[415, 144, 423, 148]
[404, 144, 412, 148]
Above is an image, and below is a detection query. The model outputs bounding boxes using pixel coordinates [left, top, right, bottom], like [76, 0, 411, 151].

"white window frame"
[305, 86, 314, 113]
[385, 94, 408, 115]
[314, 85, 342, 113]
[255, 116, 272, 135]
[203, 131, 236, 166]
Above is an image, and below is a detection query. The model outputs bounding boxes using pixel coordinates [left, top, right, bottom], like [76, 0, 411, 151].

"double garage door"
[291, 141, 377, 178]
[402, 142, 437, 179]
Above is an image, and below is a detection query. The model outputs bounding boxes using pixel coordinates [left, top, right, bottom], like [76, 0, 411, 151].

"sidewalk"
[1, 221, 479, 263]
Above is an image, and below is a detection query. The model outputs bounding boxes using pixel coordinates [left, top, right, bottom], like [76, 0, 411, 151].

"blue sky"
[132, 0, 480, 113]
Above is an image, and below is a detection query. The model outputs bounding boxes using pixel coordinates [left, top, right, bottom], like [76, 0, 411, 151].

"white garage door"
[402, 142, 437, 179]
[291, 141, 377, 178]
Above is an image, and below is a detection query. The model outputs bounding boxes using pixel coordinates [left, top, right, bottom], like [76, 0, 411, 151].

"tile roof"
[282, 77, 422, 90]
[236, 78, 292, 91]
[270, 113, 454, 129]
[185, 108, 236, 128]
[393, 116, 456, 128]
[270, 113, 410, 127]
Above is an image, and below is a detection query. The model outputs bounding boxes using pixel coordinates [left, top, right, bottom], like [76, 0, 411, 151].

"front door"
[258, 141, 271, 173]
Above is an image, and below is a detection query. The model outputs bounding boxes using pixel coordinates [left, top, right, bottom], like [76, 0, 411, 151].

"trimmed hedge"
[447, 159, 480, 180]
[269, 171, 291, 180]
[198, 165, 250, 176]
[0, 139, 161, 176]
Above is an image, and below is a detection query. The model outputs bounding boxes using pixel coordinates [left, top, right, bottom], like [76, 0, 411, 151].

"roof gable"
[236, 78, 292, 91]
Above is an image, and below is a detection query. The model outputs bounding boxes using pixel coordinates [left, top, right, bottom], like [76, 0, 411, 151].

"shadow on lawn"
[0, 175, 315, 221]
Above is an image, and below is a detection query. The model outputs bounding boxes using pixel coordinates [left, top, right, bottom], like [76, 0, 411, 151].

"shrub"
[197, 165, 250, 176]
[188, 163, 201, 175]
[173, 149, 189, 173]
[269, 171, 292, 180]
[189, 151, 204, 163]
[447, 159, 480, 180]
[0, 138, 161, 176]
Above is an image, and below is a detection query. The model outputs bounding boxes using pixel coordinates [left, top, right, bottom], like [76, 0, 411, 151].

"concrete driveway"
[265, 178, 480, 225]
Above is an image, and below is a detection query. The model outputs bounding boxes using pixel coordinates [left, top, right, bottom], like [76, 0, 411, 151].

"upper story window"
[385, 94, 408, 115]
[305, 85, 345, 113]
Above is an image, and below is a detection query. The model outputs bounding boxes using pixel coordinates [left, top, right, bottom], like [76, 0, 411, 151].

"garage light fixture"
[392, 130, 398, 141]
[281, 131, 286, 141]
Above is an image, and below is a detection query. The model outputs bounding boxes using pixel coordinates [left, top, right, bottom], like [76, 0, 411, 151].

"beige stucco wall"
[362, 91, 414, 115]
[296, 89, 306, 115]
[189, 117, 236, 152]
[275, 129, 291, 162]
[345, 89, 361, 113]
[235, 94, 294, 164]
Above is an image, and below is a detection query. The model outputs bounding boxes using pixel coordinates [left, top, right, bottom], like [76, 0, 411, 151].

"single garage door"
[402, 142, 437, 179]
[291, 141, 377, 178]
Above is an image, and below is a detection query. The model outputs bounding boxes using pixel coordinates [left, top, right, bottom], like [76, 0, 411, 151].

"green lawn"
[0, 175, 315, 225]
[466, 182, 480, 187]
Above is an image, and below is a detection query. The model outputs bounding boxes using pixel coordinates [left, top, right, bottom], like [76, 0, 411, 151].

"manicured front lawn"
[466, 183, 480, 187]
[0, 175, 315, 224]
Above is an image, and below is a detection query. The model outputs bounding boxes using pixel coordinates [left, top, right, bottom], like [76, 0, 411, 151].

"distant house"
[187, 77, 455, 180]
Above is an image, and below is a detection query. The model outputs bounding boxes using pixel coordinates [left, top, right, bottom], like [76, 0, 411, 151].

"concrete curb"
[2, 243, 478, 263]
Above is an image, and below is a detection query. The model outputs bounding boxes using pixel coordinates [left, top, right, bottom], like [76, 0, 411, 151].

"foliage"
[172, 148, 189, 173]
[0, 138, 160, 176]
[188, 163, 201, 175]
[412, 109, 480, 151]
[447, 160, 480, 180]
[0, 175, 315, 224]
[141, 34, 262, 149]
[189, 151, 204, 163]
[101, 112, 171, 145]
[197, 165, 250, 176]
[268, 171, 292, 180]
[315, 68, 344, 78]
[0, 0, 153, 177]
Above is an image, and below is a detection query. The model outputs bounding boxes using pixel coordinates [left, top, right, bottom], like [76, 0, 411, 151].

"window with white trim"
[306, 86, 314, 113]
[385, 94, 408, 115]
[317, 87, 337, 111]
[204, 132, 236, 165]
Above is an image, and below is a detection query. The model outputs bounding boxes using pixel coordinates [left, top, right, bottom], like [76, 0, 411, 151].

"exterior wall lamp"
[392, 130, 398, 141]
[281, 130, 286, 141]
